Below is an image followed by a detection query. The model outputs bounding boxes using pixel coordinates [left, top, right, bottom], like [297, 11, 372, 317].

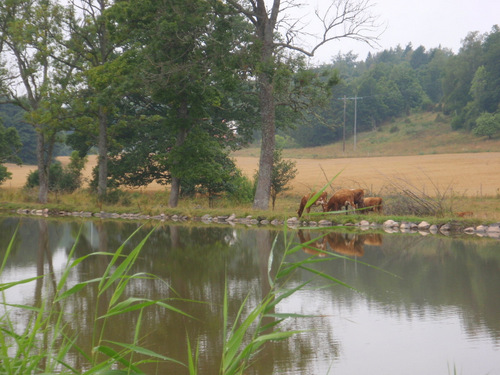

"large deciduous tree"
[106, 0, 255, 207]
[61, 0, 120, 200]
[224, 0, 380, 209]
[0, 0, 71, 203]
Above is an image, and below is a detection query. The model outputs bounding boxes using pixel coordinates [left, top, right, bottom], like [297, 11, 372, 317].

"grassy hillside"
[233, 112, 500, 159]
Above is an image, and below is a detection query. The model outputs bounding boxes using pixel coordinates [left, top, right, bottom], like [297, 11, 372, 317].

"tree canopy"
[1, 0, 499, 206]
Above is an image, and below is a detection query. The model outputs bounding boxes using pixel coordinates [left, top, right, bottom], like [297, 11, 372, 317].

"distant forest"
[283, 25, 500, 147]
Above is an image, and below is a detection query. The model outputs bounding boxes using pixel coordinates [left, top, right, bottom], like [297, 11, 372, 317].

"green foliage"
[173, 129, 246, 206]
[25, 151, 86, 193]
[275, 133, 299, 149]
[0, 104, 37, 164]
[99, 0, 258, 205]
[225, 175, 255, 204]
[254, 148, 298, 210]
[0, 165, 12, 185]
[442, 26, 500, 131]
[0, 119, 22, 185]
[284, 27, 499, 147]
[473, 112, 500, 139]
[0, 119, 22, 165]
[270, 149, 297, 210]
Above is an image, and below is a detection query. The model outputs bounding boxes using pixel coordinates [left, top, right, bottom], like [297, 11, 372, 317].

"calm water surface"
[0, 217, 499, 374]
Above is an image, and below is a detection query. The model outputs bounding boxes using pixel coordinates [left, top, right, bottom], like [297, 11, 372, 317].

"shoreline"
[9, 207, 500, 240]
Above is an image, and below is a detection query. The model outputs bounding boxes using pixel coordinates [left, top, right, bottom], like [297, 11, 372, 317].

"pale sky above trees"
[294, 0, 500, 64]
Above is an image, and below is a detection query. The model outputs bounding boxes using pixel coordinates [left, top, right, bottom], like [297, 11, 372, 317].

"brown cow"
[363, 197, 383, 213]
[323, 188, 364, 214]
[348, 188, 364, 208]
[297, 191, 328, 218]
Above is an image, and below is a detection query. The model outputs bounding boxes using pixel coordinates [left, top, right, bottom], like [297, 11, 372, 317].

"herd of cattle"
[297, 188, 383, 218]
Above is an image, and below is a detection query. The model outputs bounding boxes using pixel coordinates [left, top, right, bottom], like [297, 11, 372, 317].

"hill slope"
[233, 112, 500, 159]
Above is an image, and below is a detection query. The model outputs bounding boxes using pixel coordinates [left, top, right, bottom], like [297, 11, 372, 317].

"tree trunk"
[168, 126, 188, 208]
[97, 106, 108, 199]
[169, 175, 181, 208]
[252, 2, 278, 210]
[37, 132, 49, 204]
[253, 53, 276, 209]
[36, 131, 55, 204]
[253, 77, 275, 209]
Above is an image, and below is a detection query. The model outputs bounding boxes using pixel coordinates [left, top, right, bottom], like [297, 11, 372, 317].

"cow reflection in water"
[298, 230, 382, 257]
[298, 230, 328, 257]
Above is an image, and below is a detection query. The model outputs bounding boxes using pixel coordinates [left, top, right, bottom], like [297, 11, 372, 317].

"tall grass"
[0, 223, 191, 374]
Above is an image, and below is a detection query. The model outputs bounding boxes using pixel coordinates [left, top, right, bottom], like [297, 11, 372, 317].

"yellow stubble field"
[3, 152, 500, 198]
[235, 153, 500, 197]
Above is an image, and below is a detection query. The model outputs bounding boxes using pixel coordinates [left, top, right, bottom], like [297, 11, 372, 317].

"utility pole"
[354, 95, 358, 151]
[338, 94, 363, 151]
[343, 95, 346, 153]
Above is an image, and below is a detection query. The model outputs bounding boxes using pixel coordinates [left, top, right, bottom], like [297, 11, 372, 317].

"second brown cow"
[323, 188, 365, 213]
[362, 197, 383, 213]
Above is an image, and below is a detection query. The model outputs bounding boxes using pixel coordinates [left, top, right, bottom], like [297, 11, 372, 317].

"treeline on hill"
[282, 26, 500, 147]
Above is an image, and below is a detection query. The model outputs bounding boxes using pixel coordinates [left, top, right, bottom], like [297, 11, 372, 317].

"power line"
[338, 94, 364, 152]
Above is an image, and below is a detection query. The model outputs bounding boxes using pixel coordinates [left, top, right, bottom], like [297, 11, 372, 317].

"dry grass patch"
[3, 149, 500, 221]
[234, 153, 500, 198]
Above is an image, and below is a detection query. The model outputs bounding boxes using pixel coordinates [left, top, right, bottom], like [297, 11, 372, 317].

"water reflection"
[0, 217, 499, 374]
[298, 229, 382, 257]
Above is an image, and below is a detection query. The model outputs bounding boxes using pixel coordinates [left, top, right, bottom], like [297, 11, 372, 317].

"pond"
[0, 216, 499, 374]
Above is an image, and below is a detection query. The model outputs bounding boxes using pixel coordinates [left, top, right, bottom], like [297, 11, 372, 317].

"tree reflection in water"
[1, 217, 499, 375]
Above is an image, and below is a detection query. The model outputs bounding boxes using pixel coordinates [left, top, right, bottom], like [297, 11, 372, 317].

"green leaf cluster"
[0, 119, 22, 185]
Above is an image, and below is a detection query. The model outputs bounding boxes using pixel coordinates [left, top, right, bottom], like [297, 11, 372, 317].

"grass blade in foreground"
[0, 222, 193, 374]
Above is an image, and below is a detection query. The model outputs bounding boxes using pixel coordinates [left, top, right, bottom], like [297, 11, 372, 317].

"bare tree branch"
[275, 0, 382, 57]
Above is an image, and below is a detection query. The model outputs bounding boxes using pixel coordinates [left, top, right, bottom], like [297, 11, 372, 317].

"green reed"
[0, 223, 191, 374]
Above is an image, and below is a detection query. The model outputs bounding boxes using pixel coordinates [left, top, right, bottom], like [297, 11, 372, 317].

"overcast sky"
[297, 0, 500, 65]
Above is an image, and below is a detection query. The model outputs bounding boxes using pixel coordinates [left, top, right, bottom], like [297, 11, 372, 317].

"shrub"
[473, 112, 500, 139]
[24, 151, 86, 193]
[226, 175, 254, 204]
[0, 165, 12, 185]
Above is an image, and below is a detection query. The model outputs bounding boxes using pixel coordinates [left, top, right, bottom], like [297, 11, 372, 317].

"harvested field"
[235, 153, 500, 197]
[3, 152, 500, 198]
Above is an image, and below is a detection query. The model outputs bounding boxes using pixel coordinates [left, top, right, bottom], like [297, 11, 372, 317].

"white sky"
[293, 0, 500, 65]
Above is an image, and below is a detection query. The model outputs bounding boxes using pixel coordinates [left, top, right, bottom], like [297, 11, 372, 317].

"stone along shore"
[13, 208, 500, 240]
